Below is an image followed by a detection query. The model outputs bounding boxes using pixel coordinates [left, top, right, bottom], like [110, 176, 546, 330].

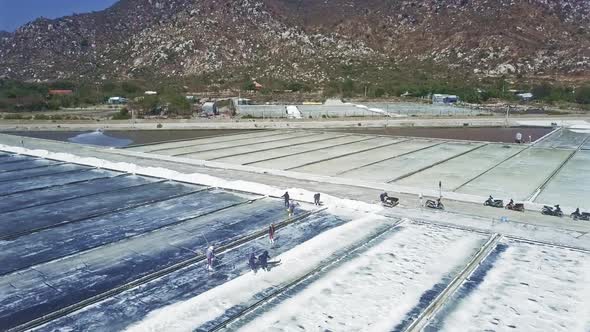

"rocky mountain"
[1, 0, 589, 82]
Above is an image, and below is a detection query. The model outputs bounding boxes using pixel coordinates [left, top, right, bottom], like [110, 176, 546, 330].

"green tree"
[532, 83, 553, 100]
[374, 87, 386, 98]
[135, 95, 159, 113]
[112, 108, 131, 120]
[575, 86, 590, 104]
[163, 93, 191, 115]
[121, 81, 142, 95]
[242, 81, 256, 91]
[342, 79, 355, 97]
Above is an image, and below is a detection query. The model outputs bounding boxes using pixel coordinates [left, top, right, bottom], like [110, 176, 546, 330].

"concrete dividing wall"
[236, 102, 486, 118]
[298, 105, 381, 118]
[238, 105, 386, 118]
[362, 102, 484, 116]
[237, 105, 286, 118]
[457, 147, 572, 201]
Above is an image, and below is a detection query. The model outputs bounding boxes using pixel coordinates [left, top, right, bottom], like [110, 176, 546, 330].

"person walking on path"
[288, 200, 298, 217]
[248, 252, 257, 271]
[314, 193, 321, 206]
[206, 245, 215, 271]
[281, 191, 290, 207]
[258, 250, 270, 271]
[269, 223, 276, 245]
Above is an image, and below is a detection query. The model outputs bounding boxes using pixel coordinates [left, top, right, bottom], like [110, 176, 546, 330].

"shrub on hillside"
[112, 108, 131, 120]
[574, 86, 590, 104]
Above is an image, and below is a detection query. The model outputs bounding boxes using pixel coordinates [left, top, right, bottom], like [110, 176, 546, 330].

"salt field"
[339, 142, 481, 183]
[456, 148, 573, 200]
[396, 144, 525, 190]
[233, 223, 489, 331]
[122, 127, 590, 206]
[0, 122, 589, 331]
[425, 239, 590, 332]
[535, 128, 589, 149]
[0, 153, 346, 331]
[249, 137, 395, 170]
[535, 150, 590, 210]
[293, 139, 432, 175]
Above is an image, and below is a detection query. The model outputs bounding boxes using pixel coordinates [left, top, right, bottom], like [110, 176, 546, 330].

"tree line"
[1, 76, 589, 115]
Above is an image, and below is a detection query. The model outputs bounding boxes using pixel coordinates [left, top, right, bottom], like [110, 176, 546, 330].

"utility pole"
[505, 105, 510, 127]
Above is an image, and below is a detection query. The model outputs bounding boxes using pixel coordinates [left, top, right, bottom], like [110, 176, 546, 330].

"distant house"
[253, 81, 263, 91]
[236, 98, 252, 106]
[144, 91, 158, 96]
[286, 105, 302, 119]
[49, 90, 73, 96]
[108, 96, 128, 105]
[432, 94, 459, 104]
[517, 92, 533, 101]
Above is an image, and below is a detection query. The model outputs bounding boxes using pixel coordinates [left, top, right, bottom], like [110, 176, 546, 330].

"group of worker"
[206, 191, 321, 272]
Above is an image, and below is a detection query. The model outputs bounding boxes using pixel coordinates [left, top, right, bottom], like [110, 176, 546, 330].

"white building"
[432, 94, 460, 104]
[517, 92, 533, 101]
[144, 91, 158, 96]
[286, 105, 302, 119]
[107, 97, 128, 105]
[202, 102, 218, 115]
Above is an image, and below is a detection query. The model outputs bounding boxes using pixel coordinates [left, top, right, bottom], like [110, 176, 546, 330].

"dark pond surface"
[3, 126, 553, 147]
[2, 129, 258, 147]
[331, 126, 554, 143]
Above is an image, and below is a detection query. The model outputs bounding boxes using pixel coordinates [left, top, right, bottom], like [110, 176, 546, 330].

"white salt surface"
[569, 124, 590, 134]
[238, 223, 488, 332]
[437, 240, 590, 332]
[0, 144, 381, 219]
[124, 214, 394, 332]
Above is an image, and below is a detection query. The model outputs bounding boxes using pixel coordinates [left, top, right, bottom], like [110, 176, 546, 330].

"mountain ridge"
[1, 0, 589, 82]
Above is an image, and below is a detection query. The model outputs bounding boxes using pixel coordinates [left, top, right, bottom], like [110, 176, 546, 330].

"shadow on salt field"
[33, 213, 349, 332]
[424, 241, 590, 332]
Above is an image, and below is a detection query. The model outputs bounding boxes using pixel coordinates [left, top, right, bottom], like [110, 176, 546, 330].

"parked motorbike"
[542, 205, 563, 217]
[484, 196, 504, 208]
[382, 196, 399, 208]
[505, 200, 525, 212]
[425, 199, 444, 210]
[571, 208, 590, 221]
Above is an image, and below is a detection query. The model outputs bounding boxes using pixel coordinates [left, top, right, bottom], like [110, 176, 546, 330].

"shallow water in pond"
[1, 129, 258, 147]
